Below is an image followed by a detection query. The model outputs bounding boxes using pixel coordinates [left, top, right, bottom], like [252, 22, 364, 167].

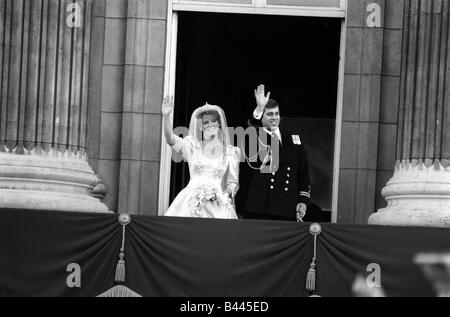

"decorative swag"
[1, 209, 448, 297]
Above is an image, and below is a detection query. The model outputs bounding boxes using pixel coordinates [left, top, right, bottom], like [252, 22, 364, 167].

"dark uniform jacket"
[243, 116, 311, 220]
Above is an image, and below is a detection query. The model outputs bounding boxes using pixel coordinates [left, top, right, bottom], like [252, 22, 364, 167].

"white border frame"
[172, 1, 345, 18]
[159, 0, 347, 222]
[331, 13, 347, 223]
[158, 1, 178, 215]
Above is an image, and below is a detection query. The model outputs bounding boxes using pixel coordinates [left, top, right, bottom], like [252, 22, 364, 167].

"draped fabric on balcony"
[1, 209, 449, 297]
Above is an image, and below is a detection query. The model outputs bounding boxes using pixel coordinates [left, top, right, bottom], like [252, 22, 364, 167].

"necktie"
[270, 132, 280, 173]
[271, 131, 281, 146]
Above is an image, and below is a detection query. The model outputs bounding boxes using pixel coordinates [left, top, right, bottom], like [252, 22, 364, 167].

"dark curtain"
[170, 12, 341, 215]
[1, 209, 449, 297]
[317, 224, 448, 297]
[0, 209, 120, 297]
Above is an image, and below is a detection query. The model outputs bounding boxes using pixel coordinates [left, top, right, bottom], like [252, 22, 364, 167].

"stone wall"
[88, 0, 167, 215]
[338, 0, 403, 223]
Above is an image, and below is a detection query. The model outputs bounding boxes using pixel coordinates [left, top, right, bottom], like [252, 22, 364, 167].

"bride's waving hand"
[162, 96, 176, 146]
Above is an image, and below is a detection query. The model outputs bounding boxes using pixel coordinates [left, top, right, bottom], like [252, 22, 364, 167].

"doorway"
[169, 12, 341, 220]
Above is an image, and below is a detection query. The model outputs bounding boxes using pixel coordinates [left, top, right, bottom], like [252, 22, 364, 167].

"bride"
[162, 96, 241, 219]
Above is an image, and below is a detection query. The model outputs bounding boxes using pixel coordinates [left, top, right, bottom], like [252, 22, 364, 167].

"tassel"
[306, 261, 316, 292]
[306, 223, 321, 293]
[115, 214, 131, 284]
[115, 252, 125, 283]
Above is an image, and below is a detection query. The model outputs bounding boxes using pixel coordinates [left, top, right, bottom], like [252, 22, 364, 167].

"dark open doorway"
[170, 12, 341, 220]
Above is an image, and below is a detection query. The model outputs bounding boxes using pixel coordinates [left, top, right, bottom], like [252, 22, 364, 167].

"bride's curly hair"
[198, 110, 221, 127]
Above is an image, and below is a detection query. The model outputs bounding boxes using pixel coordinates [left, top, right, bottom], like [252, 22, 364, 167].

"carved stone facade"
[0, 0, 108, 212]
[1, 0, 448, 225]
[369, 0, 450, 227]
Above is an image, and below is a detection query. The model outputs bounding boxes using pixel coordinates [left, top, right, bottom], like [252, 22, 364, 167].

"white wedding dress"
[164, 135, 240, 219]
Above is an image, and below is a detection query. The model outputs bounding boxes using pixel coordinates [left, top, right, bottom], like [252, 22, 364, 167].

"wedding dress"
[164, 104, 240, 219]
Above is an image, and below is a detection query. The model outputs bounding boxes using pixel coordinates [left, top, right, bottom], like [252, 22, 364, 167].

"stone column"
[369, 0, 450, 227]
[0, 0, 109, 212]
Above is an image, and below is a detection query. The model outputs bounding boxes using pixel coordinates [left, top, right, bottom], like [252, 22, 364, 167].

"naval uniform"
[243, 115, 311, 221]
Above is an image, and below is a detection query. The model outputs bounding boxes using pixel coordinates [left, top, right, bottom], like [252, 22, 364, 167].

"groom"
[242, 85, 311, 222]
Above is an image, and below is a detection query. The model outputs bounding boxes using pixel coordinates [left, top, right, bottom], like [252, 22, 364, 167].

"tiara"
[200, 102, 219, 111]
[195, 103, 222, 117]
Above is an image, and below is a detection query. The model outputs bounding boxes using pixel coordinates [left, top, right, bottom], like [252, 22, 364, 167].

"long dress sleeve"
[171, 135, 195, 162]
[226, 146, 241, 198]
